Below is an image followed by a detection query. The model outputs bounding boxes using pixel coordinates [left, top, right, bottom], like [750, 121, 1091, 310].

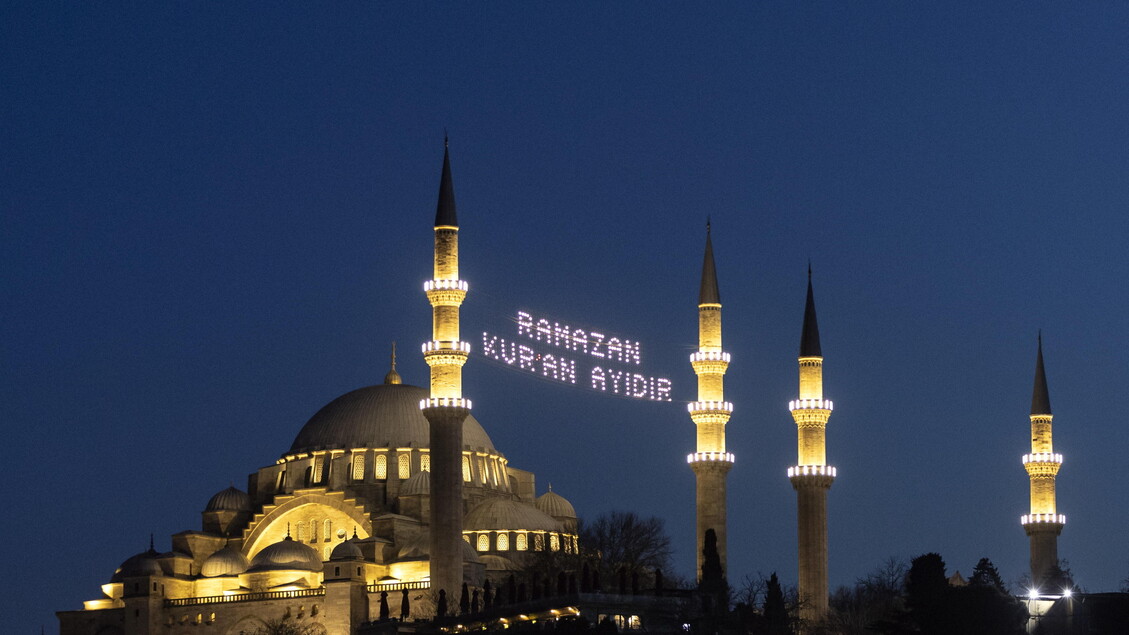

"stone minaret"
[421, 139, 472, 602]
[788, 266, 835, 623]
[1021, 334, 1065, 586]
[687, 222, 734, 577]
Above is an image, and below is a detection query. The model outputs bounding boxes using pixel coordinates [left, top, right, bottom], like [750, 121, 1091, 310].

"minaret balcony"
[787, 465, 837, 478]
[686, 451, 735, 464]
[1021, 513, 1065, 526]
[687, 401, 733, 414]
[425, 279, 468, 305]
[419, 397, 473, 410]
[789, 399, 833, 412]
[422, 341, 470, 366]
[690, 351, 730, 375]
[787, 464, 836, 488]
[1022, 453, 1063, 465]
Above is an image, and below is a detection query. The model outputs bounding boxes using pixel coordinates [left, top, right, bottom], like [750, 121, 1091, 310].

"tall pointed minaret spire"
[788, 266, 835, 623]
[687, 221, 734, 578]
[421, 138, 471, 601]
[1021, 333, 1065, 587]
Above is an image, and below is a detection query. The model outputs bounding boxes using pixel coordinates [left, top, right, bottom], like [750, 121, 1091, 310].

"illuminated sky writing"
[482, 311, 672, 401]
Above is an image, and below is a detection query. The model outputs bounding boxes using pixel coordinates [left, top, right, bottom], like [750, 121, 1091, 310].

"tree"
[699, 528, 728, 614]
[905, 552, 948, 633]
[762, 572, 791, 635]
[969, 558, 1007, 593]
[580, 511, 672, 590]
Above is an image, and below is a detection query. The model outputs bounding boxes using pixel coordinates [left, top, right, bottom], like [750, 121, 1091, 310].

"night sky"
[5, 4, 1129, 633]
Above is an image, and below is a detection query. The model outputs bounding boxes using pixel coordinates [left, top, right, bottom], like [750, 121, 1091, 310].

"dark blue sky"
[5, 3, 1129, 632]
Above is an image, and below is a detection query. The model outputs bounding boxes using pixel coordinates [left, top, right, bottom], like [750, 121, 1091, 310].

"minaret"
[788, 266, 835, 623]
[1021, 334, 1065, 587]
[687, 222, 734, 576]
[420, 138, 472, 601]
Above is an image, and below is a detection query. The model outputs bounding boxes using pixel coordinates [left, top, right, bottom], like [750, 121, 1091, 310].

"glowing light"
[1028, 588, 1039, 599]
[420, 397, 472, 410]
[1063, 589, 1072, 598]
[690, 351, 731, 363]
[687, 452, 735, 464]
[789, 399, 833, 411]
[1020, 514, 1066, 525]
[1022, 453, 1063, 464]
[424, 279, 468, 292]
[516, 311, 642, 365]
[787, 465, 837, 478]
[687, 401, 733, 413]
[422, 340, 471, 353]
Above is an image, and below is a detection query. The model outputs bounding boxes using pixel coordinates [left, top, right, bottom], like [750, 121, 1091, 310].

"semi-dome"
[535, 489, 576, 519]
[464, 498, 562, 532]
[200, 545, 250, 577]
[111, 548, 162, 582]
[205, 486, 252, 512]
[248, 536, 322, 572]
[288, 383, 495, 455]
[399, 470, 430, 496]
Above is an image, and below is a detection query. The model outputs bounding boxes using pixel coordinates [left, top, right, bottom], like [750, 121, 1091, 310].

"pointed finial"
[548, 483, 553, 492]
[706, 216, 711, 234]
[384, 342, 403, 385]
[286, 522, 292, 539]
[352, 526, 358, 540]
[444, 128, 449, 149]
[808, 259, 812, 280]
[149, 534, 155, 552]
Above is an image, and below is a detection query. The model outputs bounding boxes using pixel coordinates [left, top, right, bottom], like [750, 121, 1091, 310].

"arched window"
[534, 534, 545, 551]
[352, 453, 365, 481]
[477, 534, 489, 551]
[496, 533, 509, 551]
[462, 456, 472, 482]
[296, 522, 306, 542]
[375, 454, 388, 479]
[398, 453, 411, 479]
[550, 534, 560, 551]
[515, 533, 528, 551]
[311, 520, 319, 543]
[312, 455, 326, 484]
[421, 453, 431, 472]
[478, 457, 487, 483]
[324, 519, 332, 540]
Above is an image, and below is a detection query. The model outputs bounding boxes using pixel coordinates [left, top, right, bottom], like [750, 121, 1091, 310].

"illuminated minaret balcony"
[687, 451, 735, 465]
[1021, 513, 1066, 526]
[424, 278, 469, 305]
[1022, 452, 1063, 477]
[690, 351, 730, 375]
[789, 399, 834, 412]
[787, 464, 837, 488]
[421, 340, 471, 367]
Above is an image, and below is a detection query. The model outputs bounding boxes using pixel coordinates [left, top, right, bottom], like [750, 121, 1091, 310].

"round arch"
[243, 490, 372, 559]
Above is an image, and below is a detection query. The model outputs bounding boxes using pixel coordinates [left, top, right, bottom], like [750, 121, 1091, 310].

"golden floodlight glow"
[424, 279, 469, 292]
[689, 351, 731, 363]
[422, 340, 472, 353]
[1022, 453, 1063, 464]
[686, 401, 734, 413]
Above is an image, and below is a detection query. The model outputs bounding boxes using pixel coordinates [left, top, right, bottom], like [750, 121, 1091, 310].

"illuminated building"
[686, 223, 734, 576]
[787, 267, 835, 623]
[56, 143, 578, 635]
[1022, 334, 1066, 587]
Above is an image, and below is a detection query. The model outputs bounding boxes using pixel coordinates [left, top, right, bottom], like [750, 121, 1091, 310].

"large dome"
[464, 498, 562, 532]
[288, 383, 495, 455]
[248, 537, 322, 572]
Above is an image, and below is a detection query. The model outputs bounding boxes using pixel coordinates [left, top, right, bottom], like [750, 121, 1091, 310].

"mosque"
[57, 140, 1071, 635]
[56, 144, 580, 635]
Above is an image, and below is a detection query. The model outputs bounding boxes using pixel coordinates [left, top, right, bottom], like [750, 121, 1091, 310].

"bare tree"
[580, 510, 672, 589]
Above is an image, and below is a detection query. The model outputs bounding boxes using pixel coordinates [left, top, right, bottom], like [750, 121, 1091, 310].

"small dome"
[205, 486, 252, 513]
[111, 548, 162, 582]
[399, 470, 430, 496]
[464, 498, 562, 532]
[200, 545, 249, 577]
[535, 489, 576, 519]
[330, 539, 363, 562]
[396, 532, 481, 564]
[479, 554, 520, 572]
[249, 536, 322, 572]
